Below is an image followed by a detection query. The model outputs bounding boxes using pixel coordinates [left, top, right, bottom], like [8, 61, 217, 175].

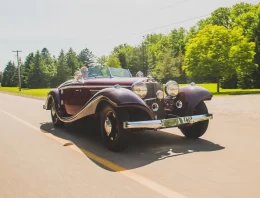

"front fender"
[93, 87, 155, 119]
[44, 87, 155, 123]
[175, 85, 213, 116]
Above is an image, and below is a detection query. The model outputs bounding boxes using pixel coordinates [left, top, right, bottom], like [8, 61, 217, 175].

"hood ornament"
[147, 70, 152, 78]
[114, 84, 121, 89]
[146, 70, 156, 82]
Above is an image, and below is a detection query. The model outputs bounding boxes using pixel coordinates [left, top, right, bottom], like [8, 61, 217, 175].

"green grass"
[179, 83, 216, 91]
[0, 87, 51, 98]
[1, 84, 260, 98]
[179, 83, 260, 95]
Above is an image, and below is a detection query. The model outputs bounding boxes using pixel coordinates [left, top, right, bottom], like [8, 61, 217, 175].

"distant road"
[0, 92, 260, 198]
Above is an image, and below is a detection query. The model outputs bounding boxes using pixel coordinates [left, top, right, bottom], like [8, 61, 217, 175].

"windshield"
[87, 66, 110, 78]
[80, 66, 132, 79]
[109, 67, 132, 77]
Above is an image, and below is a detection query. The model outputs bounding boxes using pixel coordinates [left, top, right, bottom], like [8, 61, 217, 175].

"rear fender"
[173, 85, 212, 116]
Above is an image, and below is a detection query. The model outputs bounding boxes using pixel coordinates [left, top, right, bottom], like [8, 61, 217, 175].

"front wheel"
[180, 101, 209, 138]
[51, 99, 64, 127]
[100, 105, 131, 152]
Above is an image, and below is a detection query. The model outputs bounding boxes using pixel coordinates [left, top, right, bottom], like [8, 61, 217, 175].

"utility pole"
[12, 50, 22, 91]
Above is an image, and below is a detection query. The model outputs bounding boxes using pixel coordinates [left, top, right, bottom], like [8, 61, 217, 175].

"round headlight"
[131, 82, 148, 98]
[165, 80, 179, 96]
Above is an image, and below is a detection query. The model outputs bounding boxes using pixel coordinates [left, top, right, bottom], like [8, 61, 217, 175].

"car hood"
[83, 77, 149, 86]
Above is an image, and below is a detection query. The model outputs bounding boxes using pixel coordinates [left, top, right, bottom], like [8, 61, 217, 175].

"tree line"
[1, 2, 260, 91]
[99, 2, 260, 90]
[1, 48, 95, 88]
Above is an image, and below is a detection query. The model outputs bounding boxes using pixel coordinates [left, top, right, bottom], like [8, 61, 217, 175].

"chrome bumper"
[123, 114, 213, 129]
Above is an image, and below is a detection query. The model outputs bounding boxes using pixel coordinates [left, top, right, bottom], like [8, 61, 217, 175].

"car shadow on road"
[40, 120, 225, 172]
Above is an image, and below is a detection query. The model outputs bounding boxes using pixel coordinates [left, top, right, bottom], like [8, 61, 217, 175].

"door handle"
[75, 89, 81, 92]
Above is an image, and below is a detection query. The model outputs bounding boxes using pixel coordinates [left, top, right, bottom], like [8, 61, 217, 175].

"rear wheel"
[51, 99, 64, 127]
[100, 105, 131, 152]
[180, 101, 209, 138]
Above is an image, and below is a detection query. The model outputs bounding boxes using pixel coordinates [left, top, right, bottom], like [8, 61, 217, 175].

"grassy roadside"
[0, 84, 260, 99]
[0, 87, 51, 99]
[180, 83, 260, 96]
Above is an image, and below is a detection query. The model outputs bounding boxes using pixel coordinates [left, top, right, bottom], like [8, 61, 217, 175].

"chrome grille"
[145, 82, 163, 99]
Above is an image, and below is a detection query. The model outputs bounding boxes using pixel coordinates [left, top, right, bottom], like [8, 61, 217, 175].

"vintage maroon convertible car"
[43, 66, 213, 151]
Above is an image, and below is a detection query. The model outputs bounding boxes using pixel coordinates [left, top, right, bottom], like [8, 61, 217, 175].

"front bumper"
[123, 114, 213, 129]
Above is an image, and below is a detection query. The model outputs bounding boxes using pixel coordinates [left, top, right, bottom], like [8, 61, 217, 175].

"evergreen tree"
[57, 50, 70, 84]
[1, 61, 18, 87]
[28, 51, 49, 88]
[78, 48, 96, 67]
[66, 48, 81, 75]
[21, 53, 34, 88]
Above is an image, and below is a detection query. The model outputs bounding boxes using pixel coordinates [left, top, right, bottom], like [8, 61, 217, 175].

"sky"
[0, 0, 257, 71]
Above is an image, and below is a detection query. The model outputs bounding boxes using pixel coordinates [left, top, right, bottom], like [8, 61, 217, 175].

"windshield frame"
[108, 67, 132, 78]
[78, 66, 133, 80]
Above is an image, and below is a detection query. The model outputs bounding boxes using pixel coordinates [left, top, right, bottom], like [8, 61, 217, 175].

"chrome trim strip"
[144, 98, 156, 102]
[90, 90, 101, 92]
[49, 95, 117, 123]
[59, 85, 131, 90]
[123, 114, 213, 129]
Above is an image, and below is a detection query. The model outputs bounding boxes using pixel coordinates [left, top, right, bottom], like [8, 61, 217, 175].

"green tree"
[0, 71, 2, 83]
[57, 50, 70, 84]
[124, 47, 144, 75]
[106, 54, 121, 68]
[184, 25, 256, 92]
[230, 28, 258, 88]
[1, 61, 18, 87]
[28, 51, 49, 88]
[197, 7, 232, 30]
[230, 3, 260, 87]
[66, 48, 81, 75]
[153, 49, 181, 83]
[78, 48, 96, 67]
[41, 48, 56, 84]
[21, 53, 34, 88]
[96, 55, 108, 66]
[169, 28, 187, 56]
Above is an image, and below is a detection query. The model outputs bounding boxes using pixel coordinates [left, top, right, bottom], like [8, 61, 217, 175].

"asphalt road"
[0, 92, 260, 198]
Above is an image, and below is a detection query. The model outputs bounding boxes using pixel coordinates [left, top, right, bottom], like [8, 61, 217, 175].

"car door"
[60, 82, 83, 115]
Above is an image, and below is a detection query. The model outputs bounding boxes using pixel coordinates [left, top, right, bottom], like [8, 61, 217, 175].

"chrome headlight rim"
[165, 80, 179, 97]
[131, 81, 148, 99]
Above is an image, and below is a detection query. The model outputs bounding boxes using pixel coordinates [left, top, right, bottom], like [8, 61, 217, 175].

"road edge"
[0, 91, 46, 101]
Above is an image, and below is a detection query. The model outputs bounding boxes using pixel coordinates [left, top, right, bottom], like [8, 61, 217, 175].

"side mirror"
[74, 71, 82, 80]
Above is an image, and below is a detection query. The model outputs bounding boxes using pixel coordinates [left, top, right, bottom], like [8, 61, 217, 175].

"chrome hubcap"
[104, 117, 112, 136]
[104, 111, 117, 140]
[51, 105, 56, 117]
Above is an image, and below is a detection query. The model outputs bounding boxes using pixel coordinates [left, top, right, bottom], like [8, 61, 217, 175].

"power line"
[12, 50, 22, 91]
[113, 0, 193, 28]
[131, 0, 260, 36]
[131, 13, 210, 35]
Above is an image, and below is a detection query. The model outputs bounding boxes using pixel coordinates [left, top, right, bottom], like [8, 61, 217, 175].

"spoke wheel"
[100, 105, 131, 152]
[51, 99, 64, 127]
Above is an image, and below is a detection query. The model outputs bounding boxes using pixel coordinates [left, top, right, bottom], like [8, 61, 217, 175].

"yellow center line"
[0, 108, 187, 198]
